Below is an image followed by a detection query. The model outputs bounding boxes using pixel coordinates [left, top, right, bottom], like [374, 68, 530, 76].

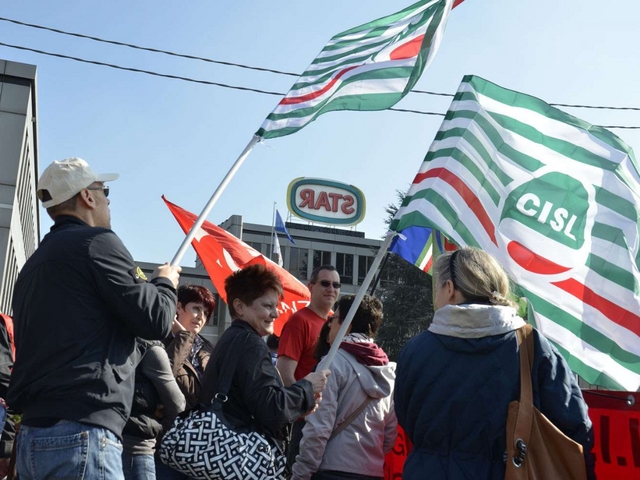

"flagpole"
[270, 202, 276, 261]
[432, 230, 440, 309]
[171, 135, 261, 266]
[318, 231, 395, 371]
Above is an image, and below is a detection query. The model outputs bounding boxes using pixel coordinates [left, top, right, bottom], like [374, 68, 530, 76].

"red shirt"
[277, 307, 326, 380]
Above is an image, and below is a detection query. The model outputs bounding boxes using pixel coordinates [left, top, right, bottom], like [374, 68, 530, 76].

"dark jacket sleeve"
[236, 338, 314, 436]
[533, 331, 596, 480]
[88, 230, 176, 340]
[142, 346, 186, 417]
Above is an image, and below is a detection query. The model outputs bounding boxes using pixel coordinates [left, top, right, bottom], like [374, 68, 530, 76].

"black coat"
[8, 215, 177, 437]
[201, 320, 314, 441]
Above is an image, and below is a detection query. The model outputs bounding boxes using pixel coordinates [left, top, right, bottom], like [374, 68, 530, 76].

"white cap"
[37, 158, 119, 208]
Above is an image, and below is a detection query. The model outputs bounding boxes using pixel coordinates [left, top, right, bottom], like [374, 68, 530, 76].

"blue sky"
[1, 0, 639, 266]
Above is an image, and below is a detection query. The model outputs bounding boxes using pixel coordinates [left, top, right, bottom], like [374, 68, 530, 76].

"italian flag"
[391, 75, 640, 391]
[257, 0, 458, 139]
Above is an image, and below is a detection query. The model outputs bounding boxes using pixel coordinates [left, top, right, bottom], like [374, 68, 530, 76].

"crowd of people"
[0, 157, 596, 480]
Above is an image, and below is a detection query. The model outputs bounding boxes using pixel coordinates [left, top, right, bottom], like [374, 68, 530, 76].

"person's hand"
[171, 318, 186, 335]
[302, 392, 324, 417]
[152, 263, 181, 289]
[303, 369, 330, 394]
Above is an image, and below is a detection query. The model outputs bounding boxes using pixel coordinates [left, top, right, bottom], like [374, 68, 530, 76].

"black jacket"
[122, 340, 162, 441]
[8, 215, 177, 437]
[201, 320, 315, 442]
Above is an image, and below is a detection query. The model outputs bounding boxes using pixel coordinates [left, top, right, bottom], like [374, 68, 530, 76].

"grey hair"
[434, 247, 516, 308]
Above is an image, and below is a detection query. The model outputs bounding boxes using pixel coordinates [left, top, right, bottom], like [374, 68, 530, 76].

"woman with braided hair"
[394, 247, 595, 480]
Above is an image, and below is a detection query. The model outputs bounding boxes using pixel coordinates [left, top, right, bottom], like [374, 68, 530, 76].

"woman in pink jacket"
[292, 294, 397, 480]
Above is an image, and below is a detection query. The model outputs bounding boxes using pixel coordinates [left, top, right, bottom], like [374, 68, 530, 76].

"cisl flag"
[164, 197, 310, 335]
[391, 75, 640, 391]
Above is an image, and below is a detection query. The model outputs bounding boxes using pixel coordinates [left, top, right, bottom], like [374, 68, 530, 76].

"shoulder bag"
[505, 324, 587, 480]
[159, 331, 287, 480]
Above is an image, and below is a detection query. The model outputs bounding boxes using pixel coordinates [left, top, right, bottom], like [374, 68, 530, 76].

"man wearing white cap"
[7, 158, 181, 480]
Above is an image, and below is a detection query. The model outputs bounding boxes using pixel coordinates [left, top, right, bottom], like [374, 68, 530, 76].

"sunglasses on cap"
[86, 185, 110, 197]
[318, 280, 341, 289]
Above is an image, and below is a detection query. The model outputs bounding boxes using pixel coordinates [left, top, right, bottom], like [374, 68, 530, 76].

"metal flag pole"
[270, 202, 276, 262]
[432, 230, 442, 309]
[171, 135, 261, 266]
[318, 231, 396, 371]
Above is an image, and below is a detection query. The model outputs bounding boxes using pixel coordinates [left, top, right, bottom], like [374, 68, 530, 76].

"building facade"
[0, 60, 40, 314]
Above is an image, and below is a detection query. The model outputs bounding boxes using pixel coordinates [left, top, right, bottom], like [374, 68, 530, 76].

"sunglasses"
[318, 280, 341, 289]
[86, 185, 110, 198]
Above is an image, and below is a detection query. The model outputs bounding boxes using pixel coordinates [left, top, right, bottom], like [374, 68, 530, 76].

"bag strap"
[213, 330, 250, 402]
[329, 396, 373, 441]
[513, 324, 535, 449]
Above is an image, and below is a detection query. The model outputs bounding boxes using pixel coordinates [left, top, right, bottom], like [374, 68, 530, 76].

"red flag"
[163, 196, 310, 335]
[384, 425, 413, 480]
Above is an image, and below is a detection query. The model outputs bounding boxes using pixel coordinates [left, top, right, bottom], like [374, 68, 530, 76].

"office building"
[0, 60, 40, 314]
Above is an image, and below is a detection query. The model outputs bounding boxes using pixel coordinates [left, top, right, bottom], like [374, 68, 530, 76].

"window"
[289, 247, 309, 281]
[207, 293, 222, 326]
[247, 242, 263, 255]
[336, 253, 354, 285]
[358, 255, 374, 284]
[313, 250, 331, 270]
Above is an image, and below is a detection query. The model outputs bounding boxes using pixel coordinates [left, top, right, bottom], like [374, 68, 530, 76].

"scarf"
[339, 333, 389, 366]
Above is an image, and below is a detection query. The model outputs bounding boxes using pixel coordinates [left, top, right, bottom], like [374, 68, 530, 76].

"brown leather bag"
[505, 324, 587, 480]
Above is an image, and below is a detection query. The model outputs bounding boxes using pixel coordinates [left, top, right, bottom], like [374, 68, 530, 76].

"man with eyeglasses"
[277, 264, 341, 469]
[8, 158, 181, 479]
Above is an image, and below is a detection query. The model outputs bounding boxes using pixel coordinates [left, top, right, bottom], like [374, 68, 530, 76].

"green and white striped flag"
[256, 0, 455, 139]
[391, 75, 640, 391]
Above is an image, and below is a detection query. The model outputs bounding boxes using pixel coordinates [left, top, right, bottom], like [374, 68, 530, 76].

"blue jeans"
[121, 452, 155, 480]
[16, 421, 124, 480]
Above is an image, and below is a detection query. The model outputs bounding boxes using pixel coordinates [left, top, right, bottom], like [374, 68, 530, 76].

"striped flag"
[257, 0, 457, 139]
[390, 75, 640, 391]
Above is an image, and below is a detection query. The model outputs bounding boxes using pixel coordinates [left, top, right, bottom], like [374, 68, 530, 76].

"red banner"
[583, 390, 640, 480]
[383, 425, 412, 480]
[163, 196, 310, 335]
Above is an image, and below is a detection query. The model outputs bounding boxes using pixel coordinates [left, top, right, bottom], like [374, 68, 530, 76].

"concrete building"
[0, 60, 40, 314]
[139, 215, 382, 345]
